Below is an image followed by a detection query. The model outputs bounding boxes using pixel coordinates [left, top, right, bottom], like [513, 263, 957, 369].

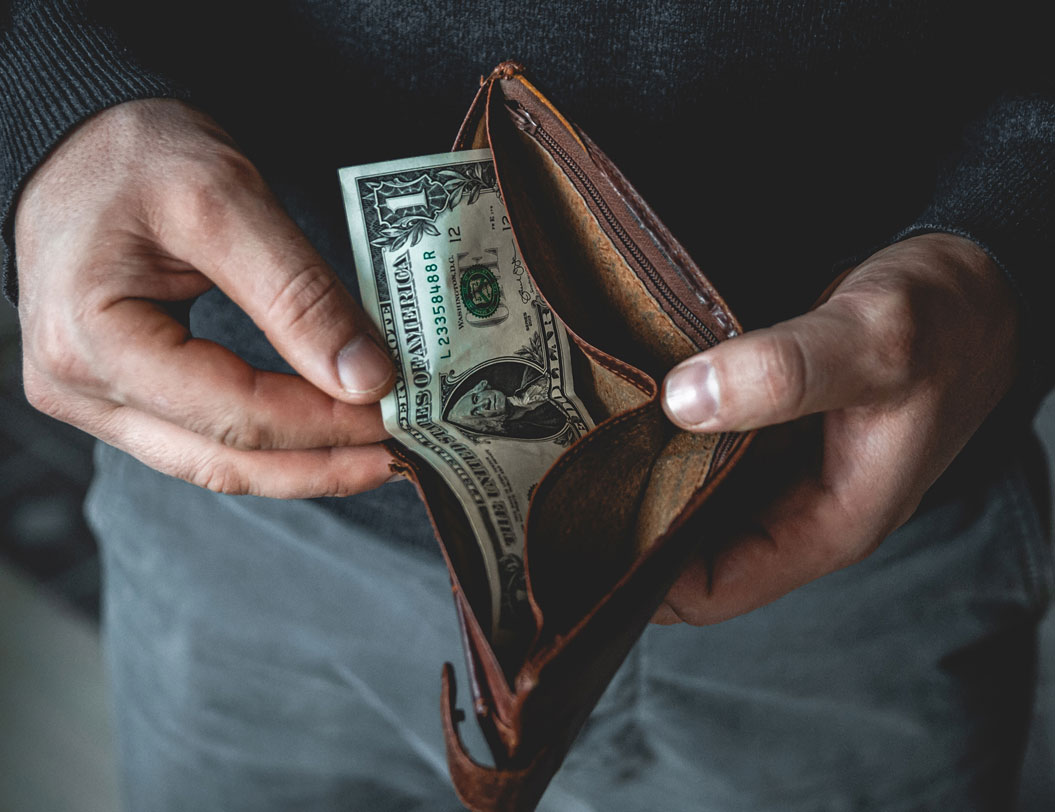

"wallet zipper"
[505, 100, 720, 349]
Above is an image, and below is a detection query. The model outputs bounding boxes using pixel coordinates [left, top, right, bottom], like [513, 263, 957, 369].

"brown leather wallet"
[389, 61, 757, 811]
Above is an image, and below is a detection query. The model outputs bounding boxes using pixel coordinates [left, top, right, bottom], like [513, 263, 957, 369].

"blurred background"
[0, 295, 1052, 811]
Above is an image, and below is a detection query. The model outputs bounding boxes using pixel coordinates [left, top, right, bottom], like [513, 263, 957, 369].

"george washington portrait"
[443, 360, 568, 440]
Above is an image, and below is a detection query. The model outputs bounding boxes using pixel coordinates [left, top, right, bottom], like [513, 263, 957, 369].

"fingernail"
[386, 473, 404, 484]
[337, 334, 393, 396]
[663, 359, 719, 428]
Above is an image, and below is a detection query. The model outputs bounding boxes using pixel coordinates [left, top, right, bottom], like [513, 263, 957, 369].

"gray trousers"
[85, 437, 1053, 811]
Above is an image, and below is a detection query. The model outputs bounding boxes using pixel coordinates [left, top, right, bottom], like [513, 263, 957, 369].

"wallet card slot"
[634, 429, 724, 554]
[522, 419, 731, 638]
[508, 430, 753, 759]
[523, 403, 670, 633]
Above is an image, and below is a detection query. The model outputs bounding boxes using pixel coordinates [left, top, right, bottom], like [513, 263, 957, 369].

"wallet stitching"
[580, 129, 742, 341]
[576, 343, 657, 394]
[589, 142, 721, 313]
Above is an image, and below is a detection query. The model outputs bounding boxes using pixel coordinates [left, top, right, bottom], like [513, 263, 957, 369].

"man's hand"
[14, 99, 396, 498]
[655, 233, 1020, 625]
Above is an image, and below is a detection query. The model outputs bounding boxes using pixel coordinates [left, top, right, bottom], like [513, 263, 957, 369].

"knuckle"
[310, 450, 356, 497]
[896, 504, 920, 533]
[317, 475, 352, 498]
[23, 318, 99, 395]
[847, 290, 919, 386]
[265, 263, 342, 335]
[843, 533, 882, 569]
[170, 150, 260, 236]
[213, 416, 270, 451]
[28, 323, 77, 381]
[188, 456, 248, 495]
[813, 491, 887, 570]
[678, 606, 712, 627]
[200, 147, 261, 190]
[870, 297, 917, 370]
[171, 177, 220, 237]
[889, 493, 923, 534]
[171, 169, 231, 238]
[755, 335, 808, 416]
[21, 371, 61, 417]
[315, 448, 383, 497]
[809, 532, 860, 571]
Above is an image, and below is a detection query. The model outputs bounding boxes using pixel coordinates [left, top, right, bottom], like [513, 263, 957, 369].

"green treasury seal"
[460, 265, 501, 318]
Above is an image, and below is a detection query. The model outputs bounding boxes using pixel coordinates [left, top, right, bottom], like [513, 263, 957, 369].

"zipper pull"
[485, 60, 525, 84]
[504, 100, 539, 135]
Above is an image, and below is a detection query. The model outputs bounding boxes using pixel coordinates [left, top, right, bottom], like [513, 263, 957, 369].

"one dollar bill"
[340, 149, 596, 643]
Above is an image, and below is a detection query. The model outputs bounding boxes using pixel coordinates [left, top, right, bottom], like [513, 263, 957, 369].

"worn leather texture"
[392, 63, 755, 811]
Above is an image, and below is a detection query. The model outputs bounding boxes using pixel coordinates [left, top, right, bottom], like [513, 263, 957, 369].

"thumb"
[164, 164, 394, 404]
[661, 301, 897, 432]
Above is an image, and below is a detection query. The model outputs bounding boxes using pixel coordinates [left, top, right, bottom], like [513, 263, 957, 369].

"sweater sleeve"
[0, 0, 187, 305]
[892, 89, 1055, 407]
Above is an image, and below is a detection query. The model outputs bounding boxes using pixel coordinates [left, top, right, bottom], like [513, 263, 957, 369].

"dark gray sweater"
[2, 0, 1052, 540]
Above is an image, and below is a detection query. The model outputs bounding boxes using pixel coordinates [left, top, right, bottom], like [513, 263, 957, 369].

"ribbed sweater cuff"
[899, 95, 1055, 407]
[0, 0, 186, 305]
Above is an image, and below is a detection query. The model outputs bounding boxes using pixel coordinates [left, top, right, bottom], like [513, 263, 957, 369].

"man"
[2, 1, 1052, 810]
